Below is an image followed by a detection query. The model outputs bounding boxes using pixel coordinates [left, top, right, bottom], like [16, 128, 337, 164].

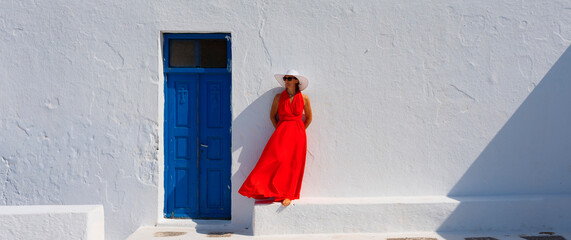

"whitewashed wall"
[1, 1, 570, 239]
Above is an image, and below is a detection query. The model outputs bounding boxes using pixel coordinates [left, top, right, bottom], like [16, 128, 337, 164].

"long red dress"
[238, 90, 307, 201]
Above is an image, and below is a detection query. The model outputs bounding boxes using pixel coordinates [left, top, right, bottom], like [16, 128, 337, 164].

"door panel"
[199, 74, 231, 218]
[165, 73, 199, 218]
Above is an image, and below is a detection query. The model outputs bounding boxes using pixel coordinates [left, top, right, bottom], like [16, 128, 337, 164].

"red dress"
[238, 90, 307, 201]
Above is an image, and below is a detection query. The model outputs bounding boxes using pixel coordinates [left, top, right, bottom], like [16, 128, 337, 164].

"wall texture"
[1, 0, 570, 239]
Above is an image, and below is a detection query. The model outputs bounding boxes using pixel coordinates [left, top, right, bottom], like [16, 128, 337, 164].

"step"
[0, 205, 104, 240]
[252, 195, 571, 236]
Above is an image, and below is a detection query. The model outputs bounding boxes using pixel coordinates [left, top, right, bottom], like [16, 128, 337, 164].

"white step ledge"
[253, 195, 571, 236]
[0, 205, 104, 240]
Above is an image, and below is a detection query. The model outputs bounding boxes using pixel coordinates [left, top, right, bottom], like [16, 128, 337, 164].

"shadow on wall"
[438, 45, 571, 232]
[221, 87, 282, 234]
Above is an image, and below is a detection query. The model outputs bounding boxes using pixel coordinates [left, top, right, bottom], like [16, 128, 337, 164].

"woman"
[238, 69, 313, 206]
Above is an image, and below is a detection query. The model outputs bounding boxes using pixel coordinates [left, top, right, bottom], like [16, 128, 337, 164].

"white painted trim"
[156, 32, 166, 224]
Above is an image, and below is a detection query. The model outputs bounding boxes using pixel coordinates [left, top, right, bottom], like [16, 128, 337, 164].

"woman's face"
[283, 75, 299, 88]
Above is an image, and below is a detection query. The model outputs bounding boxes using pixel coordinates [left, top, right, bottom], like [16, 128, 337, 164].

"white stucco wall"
[1, 1, 570, 239]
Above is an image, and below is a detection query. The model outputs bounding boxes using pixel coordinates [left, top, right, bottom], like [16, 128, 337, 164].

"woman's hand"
[270, 94, 280, 128]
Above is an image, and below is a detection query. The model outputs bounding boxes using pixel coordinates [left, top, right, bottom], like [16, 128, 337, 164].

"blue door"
[164, 34, 231, 219]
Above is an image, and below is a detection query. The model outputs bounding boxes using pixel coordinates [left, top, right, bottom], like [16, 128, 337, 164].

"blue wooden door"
[164, 33, 231, 219]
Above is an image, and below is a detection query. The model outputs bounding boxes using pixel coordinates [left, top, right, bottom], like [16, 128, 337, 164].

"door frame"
[159, 32, 232, 220]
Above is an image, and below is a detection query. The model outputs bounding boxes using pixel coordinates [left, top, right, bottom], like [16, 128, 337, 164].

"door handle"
[200, 144, 208, 148]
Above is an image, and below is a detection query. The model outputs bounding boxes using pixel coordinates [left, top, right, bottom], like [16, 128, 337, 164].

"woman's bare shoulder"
[301, 93, 310, 100]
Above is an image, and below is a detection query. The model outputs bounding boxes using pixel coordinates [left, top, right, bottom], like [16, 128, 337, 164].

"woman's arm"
[270, 94, 280, 128]
[303, 94, 312, 129]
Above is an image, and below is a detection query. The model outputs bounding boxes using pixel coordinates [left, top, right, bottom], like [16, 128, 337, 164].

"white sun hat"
[274, 69, 309, 91]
